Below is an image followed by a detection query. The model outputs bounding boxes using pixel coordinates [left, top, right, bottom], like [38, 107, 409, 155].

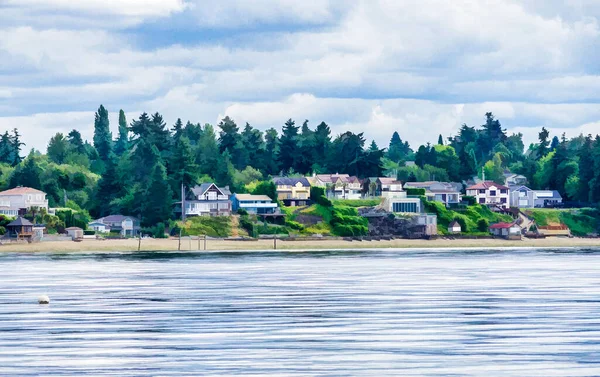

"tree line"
[1, 106, 600, 228]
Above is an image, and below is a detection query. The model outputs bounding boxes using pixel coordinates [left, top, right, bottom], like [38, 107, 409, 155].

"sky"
[1, 0, 600, 152]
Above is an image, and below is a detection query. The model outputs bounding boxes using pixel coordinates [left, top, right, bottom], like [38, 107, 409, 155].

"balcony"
[239, 202, 278, 209]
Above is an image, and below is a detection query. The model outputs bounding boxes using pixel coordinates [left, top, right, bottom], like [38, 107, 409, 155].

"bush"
[314, 195, 332, 207]
[477, 218, 489, 232]
[332, 199, 381, 207]
[332, 206, 359, 217]
[310, 186, 325, 201]
[237, 208, 248, 216]
[257, 225, 289, 235]
[83, 230, 95, 236]
[406, 188, 426, 196]
[333, 224, 368, 237]
[0, 226, 6, 236]
[285, 220, 305, 231]
[144, 223, 167, 238]
[462, 196, 476, 206]
[239, 216, 256, 238]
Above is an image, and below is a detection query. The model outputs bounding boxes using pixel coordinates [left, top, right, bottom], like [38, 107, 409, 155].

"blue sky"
[1, 0, 600, 151]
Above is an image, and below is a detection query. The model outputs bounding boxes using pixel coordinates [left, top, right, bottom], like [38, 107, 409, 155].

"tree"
[537, 127, 550, 159]
[550, 136, 560, 151]
[217, 116, 240, 155]
[278, 119, 300, 173]
[47, 133, 69, 164]
[67, 130, 85, 155]
[10, 151, 43, 189]
[483, 153, 504, 184]
[114, 109, 129, 156]
[313, 122, 332, 170]
[197, 124, 220, 177]
[297, 120, 315, 174]
[169, 136, 198, 193]
[578, 135, 594, 202]
[93, 105, 112, 161]
[263, 128, 280, 176]
[437, 134, 444, 145]
[94, 154, 121, 217]
[142, 159, 173, 227]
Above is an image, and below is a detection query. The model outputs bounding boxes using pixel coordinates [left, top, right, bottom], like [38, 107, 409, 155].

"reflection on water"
[1, 248, 600, 376]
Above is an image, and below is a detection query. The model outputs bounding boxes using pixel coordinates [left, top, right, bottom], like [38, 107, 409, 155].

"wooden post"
[178, 228, 182, 251]
[204, 235, 207, 250]
[138, 232, 141, 251]
[273, 235, 277, 250]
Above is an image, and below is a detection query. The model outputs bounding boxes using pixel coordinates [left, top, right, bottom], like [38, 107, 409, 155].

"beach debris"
[38, 295, 50, 305]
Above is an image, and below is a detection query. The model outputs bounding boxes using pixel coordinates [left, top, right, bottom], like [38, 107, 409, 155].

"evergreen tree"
[241, 123, 265, 171]
[67, 130, 85, 155]
[47, 133, 69, 164]
[297, 120, 315, 174]
[263, 128, 280, 176]
[94, 153, 121, 217]
[313, 122, 332, 171]
[438, 134, 444, 145]
[114, 109, 129, 156]
[171, 118, 184, 144]
[217, 116, 240, 155]
[387, 132, 405, 162]
[93, 105, 112, 161]
[578, 135, 594, 202]
[10, 151, 42, 189]
[183, 121, 203, 145]
[537, 127, 550, 159]
[197, 124, 220, 177]
[550, 136, 560, 151]
[278, 119, 300, 173]
[169, 136, 198, 193]
[142, 159, 173, 227]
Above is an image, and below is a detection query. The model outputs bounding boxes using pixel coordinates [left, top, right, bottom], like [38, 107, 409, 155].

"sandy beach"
[0, 236, 599, 252]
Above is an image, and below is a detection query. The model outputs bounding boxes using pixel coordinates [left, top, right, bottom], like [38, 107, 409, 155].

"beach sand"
[0, 237, 599, 252]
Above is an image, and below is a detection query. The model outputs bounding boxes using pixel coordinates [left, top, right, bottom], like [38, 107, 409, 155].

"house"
[32, 224, 45, 240]
[273, 177, 311, 206]
[533, 190, 563, 208]
[363, 177, 404, 197]
[182, 183, 231, 217]
[466, 181, 510, 208]
[6, 217, 34, 239]
[0, 187, 52, 217]
[95, 215, 141, 237]
[88, 221, 109, 233]
[489, 222, 522, 239]
[510, 186, 563, 208]
[415, 214, 438, 236]
[309, 174, 362, 200]
[231, 194, 278, 214]
[381, 191, 423, 214]
[504, 172, 527, 186]
[65, 227, 84, 240]
[404, 181, 462, 207]
[448, 220, 462, 234]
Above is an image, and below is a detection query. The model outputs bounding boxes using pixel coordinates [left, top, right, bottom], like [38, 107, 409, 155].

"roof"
[538, 224, 569, 230]
[190, 183, 230, 197]
[534, 190, 562, 199]
[273, 177, 310, 187]
[489, 222, 518, 229]
[0, 187, 45, 196]
[98, 215, 139, 223]
[467, 181, 509, 190]
[65, 227, 83, 231]
[7, 217, 33, 227]
[315, 174, 357, 184]
[448, 220, 461, 228]
[234, 194, 273, 201]
[378, 177, 402, 184]
[88, 221, 107, 226]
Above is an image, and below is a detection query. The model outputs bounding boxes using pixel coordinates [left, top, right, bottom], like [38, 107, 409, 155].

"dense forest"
[0, 106, 599, 228]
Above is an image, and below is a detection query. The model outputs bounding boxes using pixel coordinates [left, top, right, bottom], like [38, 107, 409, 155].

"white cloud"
[4, 0, 189, 17]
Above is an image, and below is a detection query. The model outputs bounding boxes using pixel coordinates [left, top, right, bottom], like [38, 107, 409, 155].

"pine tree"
[47, 133, 69, 164]
[263, 128, 280, 176]
[114, 109, 129, 156]
[217, 116, 240, 155]
[10, 151, 42, 189]
[314, 122, 332, 171]
[438, 134, 444, 145]
[93, 105, 112, 161]
[578, 135, 594, 202]
[67, 130, 86, 155]
[278, 119, 299, 173]
[142, 159, 173, 227]
[537, 127, 550, 159]
[171, 118, 184, 143]
[297, 120, 315, 174]
[241, 123, 265, 172]
[169, 136, 198, 193]
[197, 124, 220, 177]
[387, 132, 404, 162]
[94, 153, 121, 217]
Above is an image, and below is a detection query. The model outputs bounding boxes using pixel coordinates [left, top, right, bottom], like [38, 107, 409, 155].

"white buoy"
[38, 295, 50, 305]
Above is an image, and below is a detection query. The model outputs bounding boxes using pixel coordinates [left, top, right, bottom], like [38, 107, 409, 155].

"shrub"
[332, 206, 358, 217]
[144, 223, 167, 238]
[315, 195, 333, 207]
[462, 196, 476, 206]
[477, 218, 489, 232]
[0, 226, 6, 236]
[285, 220, 304, 231]
[239, 216, 256, 238]
[332, 199, 381, 207]
[406, 188, 426, 196]
[310, 186, 325, 201]
[237, 208, 248, 216]
[83, 230, 95, 236]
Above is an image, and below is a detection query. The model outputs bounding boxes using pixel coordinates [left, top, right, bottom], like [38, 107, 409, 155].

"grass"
[426, 201, 513, 235]
[180, 216, 232, 237]
[332, 199, 382, 207]
[527, 208, 600, 237]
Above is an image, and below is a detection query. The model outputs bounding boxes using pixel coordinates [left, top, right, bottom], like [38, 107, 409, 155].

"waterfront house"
[381, 190, 422, 214]
[404, 181, 462, 207]
[94, 215, 141, 237]
[510, 186, 563, 208]
[309, 174, 362, 200]
[88, 221, 109, 233]
[362, 177, 404, 198]
[273, 177, 311, 206]
[466, 181, 510, 209]
[448, 220, 462, 234]
[0, 187, 52, 217]
[489, 222, 522, 239]
[231, 194, 278, 214]
[182, 183, 231, 217]
[65, 227, 84, 240]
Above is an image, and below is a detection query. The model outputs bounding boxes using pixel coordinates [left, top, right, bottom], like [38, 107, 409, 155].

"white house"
[466, 181, 510, 208]
[308, 174, 362, 200]
[382, 191, 422, 214]
[183, 183, 231, 217]
[510, 186, 564, 208]
[404, 181, 462, 207]
[88, 221, 109, 233]
[231, 194, 278, 214]
[0, 187, 51, 217]
[448, 220, 462, 233]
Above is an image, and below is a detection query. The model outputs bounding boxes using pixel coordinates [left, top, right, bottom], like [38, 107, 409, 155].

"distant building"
[65, 227, 84, 240]
[362, 177, 404, 198]
[0, 187, 51, 217]
[231, 194, 278, 214]
[309, 174, 362, 200]
[510, 186, 563, 208]
[537, 224, 570, 237]
[404, 181, 462, 207]
[381, 190, 422, 214]
[93, 215, 141, 237]
[88, 221, 109, 233]
[466, 181, 510, 209]
[273, 177, 311, 206]
[504, 172, 527, 187]
[489, 222, 522, 239]
[448, 220, 462, 234]
[533, 190, 563, 208]
[182, 183, 231, 217]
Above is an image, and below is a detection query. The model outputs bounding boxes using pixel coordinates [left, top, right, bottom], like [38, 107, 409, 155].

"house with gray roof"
[273, 177, 311, 206]
[91, 215, 141, 237]
[182, 183, 232, 217]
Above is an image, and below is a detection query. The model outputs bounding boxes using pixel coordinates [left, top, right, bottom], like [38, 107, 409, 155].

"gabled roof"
[510, 185, 533, 192]
[273, 177, 310, 187]
[467, 181, 509, 190]
[65, 227, 83, 231]
[7, 217, 33, 227]
[0, 187, 45, 196]
[234, 194, 273, 201]
[534, 190, 562, 199]
[191, 183, 228, 197]
[448, 220, 461, 228]
[489, 222, 518, 229]
[378, 177, 402, 184]
[98, 215, 139, 223]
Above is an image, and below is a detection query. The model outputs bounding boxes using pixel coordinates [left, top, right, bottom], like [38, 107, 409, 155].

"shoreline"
[1, 237, 599, 253]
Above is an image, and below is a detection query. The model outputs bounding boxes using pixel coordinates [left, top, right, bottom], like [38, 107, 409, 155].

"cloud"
[4, 0, 189, 17]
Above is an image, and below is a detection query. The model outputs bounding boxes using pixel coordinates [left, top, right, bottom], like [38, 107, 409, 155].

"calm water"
[1, 248, 600, 376]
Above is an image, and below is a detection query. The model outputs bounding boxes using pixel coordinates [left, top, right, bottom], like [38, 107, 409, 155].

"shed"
[65, 227, 84, 240]
[489, 222, 522, 239]
[7, 217, 34, 239]
[448, 220, 462, 234]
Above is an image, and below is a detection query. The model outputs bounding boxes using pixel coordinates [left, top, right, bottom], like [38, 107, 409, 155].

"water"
[1, 248, 600, 376]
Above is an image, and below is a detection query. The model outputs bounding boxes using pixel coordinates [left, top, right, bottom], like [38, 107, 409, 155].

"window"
[479, 189, 486, 194]
[500, 189, 507, 194]
[490, 190, 496, 196]
[500, 198, 507, 204]
[207, 191, 217, 200]
[479, 198, 486, 204]
[392, 202, 418, 213]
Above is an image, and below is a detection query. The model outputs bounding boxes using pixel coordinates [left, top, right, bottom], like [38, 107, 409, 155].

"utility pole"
[181, 180, 186, 222]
